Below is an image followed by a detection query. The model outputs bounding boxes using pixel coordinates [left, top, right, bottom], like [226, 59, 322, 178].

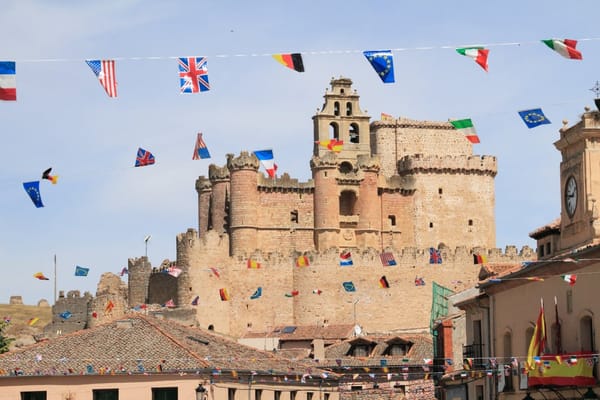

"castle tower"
[228, 152, 260, 256]
[355, 154, 381, 248]
[208, 164, 231, 234]
[195, 176, 212, 236]
[311, 153, 340, 251]
[127, 256, 152, 306]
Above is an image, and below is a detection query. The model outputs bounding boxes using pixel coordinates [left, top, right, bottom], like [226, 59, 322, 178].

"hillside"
[0, 304, 52, 349]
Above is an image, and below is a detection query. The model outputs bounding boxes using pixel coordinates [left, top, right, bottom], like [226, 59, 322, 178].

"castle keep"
[128, 77, 533, 337]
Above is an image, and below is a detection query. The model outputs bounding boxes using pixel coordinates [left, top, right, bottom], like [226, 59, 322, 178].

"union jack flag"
[429, 247, 442, 264]
[135, 147, 155, 167]
[178, 57, 210, 93]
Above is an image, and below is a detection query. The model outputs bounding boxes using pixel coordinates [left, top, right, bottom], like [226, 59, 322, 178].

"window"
[349, 123, 359, 143]
[438, 188, 443, 195]
[387, 343, 410, 356]
[539, 245, 544, 257]
[274, 391, 281, 400]
[290, 391, 297, 400]
[546, 242, 551, 255]
[503, 332, 513, 391]
[339, 161, 353, 174]
[324, 394, 330, 400]
[468, 219, 473, 226]
[339, 191, 357, 216]
[329, 122, 339, 139]
[152, 388, 177, 400]
[352, 345, 369, 357]
[228, 388, 236, 400]
[388, 215, 396, 226]
[93, 389, 118, 400]
[334, 102, 340, 116]
[21, 392, 47, 400]
[307, 393, 314, 400]
[255, 389, 262, 400]
[429, 222, 434, 228]
[346, 102, 352, 116]
[290, 210, 299, 223]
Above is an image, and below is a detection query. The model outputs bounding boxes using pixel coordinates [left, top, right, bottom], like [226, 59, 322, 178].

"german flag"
[272, 53, 305, 72]
[379, 275, 390, 288]
[219, 288, 230, 301]
[473, 253, 488, 264]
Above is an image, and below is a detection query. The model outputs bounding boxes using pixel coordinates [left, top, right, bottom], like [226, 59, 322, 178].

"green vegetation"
[0, 320, 13, 353]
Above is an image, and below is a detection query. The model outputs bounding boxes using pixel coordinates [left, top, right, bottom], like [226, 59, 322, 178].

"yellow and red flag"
[527, 299, 547, 369]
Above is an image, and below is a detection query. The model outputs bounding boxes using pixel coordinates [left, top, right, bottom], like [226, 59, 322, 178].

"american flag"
[380, 252, 397, 266]
[85, 60, 117, 97]
[192, 132, 211, 160]
[178, 57, 210, 93]
[135, 147, 155, 167]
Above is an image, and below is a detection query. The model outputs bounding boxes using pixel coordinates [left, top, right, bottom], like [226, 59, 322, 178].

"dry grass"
[0, 304, 52, 337]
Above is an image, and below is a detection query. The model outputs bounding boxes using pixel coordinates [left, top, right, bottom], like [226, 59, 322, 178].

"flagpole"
[54, 254, 57, 304]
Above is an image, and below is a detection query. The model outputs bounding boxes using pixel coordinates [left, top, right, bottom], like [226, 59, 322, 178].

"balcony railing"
[463, 344, 486, 369]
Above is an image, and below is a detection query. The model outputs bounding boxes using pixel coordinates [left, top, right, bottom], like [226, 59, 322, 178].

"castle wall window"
[334, 101, 340, 116]
[349, 123, 359, 143]
[339, 161, 353, 174]
[468, 219, 473, 226]
[388, 215, 396, 226]
[429, 222, 434, 228]
[439, 188, 443, 195]
[346, 102, 352, 116]
[340, 191, 357, 216]
[291, 210, 299, 223]
[329, 122, 339, 140]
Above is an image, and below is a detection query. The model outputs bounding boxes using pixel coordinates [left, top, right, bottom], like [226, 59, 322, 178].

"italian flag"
[450, 118, 480, 144]
[542, 39, 582, 60]
[562, 274, 577, 286]
[456, 47, 489, 71]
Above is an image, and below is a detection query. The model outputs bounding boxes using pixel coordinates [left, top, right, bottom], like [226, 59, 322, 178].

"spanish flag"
[316, 139, 343, 153]
[27, 317, 39, 326]
[247, 259, 261, 269]
[527, 299, 547, 369]
[296, 255, 310, 267]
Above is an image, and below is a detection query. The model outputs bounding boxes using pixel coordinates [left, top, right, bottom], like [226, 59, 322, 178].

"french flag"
[0, 61, 16, 101]
[253, 149, 277, 178]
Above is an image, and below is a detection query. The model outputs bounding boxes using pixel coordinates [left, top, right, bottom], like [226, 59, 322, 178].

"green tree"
[0, 320, 14, 353]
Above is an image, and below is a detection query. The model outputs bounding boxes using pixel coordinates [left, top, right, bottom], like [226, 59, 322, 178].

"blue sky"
[2, 0, 599, 304]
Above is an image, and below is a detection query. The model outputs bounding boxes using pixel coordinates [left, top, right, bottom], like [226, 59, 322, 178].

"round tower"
[311, 153, 340, 251]
[208, 164, 231, 234]
[175, 228, 197, 307]
[127, 256, 151, 307]
[195, 176, 212, 236]
[228, 152, 260, 256]
[356, 154, 381, 248]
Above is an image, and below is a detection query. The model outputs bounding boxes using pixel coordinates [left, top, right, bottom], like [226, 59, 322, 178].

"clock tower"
[554, 106, 600, 250]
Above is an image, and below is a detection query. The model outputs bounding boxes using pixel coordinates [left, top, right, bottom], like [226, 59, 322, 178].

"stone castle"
[48, 77, 534, 338]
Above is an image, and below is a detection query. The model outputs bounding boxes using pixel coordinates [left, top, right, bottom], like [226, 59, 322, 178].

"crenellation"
[397, 154, 498, 176]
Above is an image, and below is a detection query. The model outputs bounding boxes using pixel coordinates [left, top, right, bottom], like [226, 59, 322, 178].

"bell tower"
[554, 106, 600, 250]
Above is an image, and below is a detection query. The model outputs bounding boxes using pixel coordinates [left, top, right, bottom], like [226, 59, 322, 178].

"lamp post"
[144, 235, 151, 258]
[195, 383, 207, 400]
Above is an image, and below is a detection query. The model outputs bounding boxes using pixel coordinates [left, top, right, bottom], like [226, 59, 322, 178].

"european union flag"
[75, 266, 89, 276]
[250, 287, 262, 300]
[363, 50, 395, 83]
[518, 108, 552, 129]
[59, 311, 72, 320]
[23, 181, 44, 208]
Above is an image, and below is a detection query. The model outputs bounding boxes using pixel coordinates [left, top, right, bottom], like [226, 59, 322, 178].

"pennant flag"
[250, 287, 262, 300]
[456, 47, 489, 71]
[253, 149, 277, 178]
[27, 317, 39, 326]
[33, 272, 50, 281]
[191, 295, 199, 306]
[209, 267, 220, 278]
[342, 281, 356, 292]
[316, 139, 343, 153]
[120, 267, 128, 276]
[167, 266, 182, 278]
[527, 299, 547, 369]
[296, 255, 310, 267]
[74, 266, 89, 277]
[450, 118, 480, 144]
[3, 316, 10, 324]
[164, 299, 175, 308]
[219, 288, 230, 301]
[178, 57, 210, 93]
[380, 252, 397, 266]
[381, 112, 394, 121]
[312, 289, 323, 295]
[562, 274, 577, 286]
[135, 147, 155, 167]
[429, 247, 443, 264]
[363, 50, 395, 83]
[542, 39, 582, 60]
[23, 181, 44, 208]
[192, 133, 211, 160]
[379, 275, 390, 289]
[0, 61, 16, 101]
[247, 259, 261, 269]
[272, 53, 305, 72]
[340, 251, 353, 266]
[104, 300, 115, 313]
[285, 290, 300, 297]
[41, 168, 59, 184]
[85, 60, 117, 97]
[473, 253, 488, 264]
[518, 108, 552, 129]
[59, 311, 72, 320]
[414, 277, 426, 286]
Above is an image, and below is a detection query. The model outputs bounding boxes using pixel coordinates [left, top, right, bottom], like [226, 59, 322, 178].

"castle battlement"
[371, 117, 454, 131]
[397, 154, 498, 176]
[257, 173, 314, 192]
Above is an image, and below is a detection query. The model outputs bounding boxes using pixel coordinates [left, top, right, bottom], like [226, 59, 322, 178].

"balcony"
[463, 344, 486, 369]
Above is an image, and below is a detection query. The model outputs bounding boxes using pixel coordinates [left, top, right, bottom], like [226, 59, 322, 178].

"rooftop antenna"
[589, 81, 600, 110]
[144, 235, 151, 258]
